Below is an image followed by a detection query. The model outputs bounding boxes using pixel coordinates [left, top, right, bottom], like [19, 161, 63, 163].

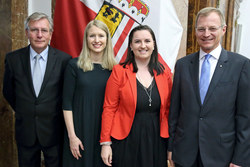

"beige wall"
[172, 0, 189, 61]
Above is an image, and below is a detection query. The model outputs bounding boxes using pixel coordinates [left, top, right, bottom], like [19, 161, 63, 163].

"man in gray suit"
[168, 7, 250, 167]
[3, 12, 71, 167]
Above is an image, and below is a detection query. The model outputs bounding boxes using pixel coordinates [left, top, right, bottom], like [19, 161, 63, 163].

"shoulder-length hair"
[120, 25, 164, 75]
[77, 20, 117, 72]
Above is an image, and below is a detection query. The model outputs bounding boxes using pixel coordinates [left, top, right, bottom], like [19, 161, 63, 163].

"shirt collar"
[199, 44, 222, 60]
[30, 46, 49, 61]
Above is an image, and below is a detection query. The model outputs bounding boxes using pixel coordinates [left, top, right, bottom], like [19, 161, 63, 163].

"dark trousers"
[175, 151, 204, 167]
[17, 140, 62, 167]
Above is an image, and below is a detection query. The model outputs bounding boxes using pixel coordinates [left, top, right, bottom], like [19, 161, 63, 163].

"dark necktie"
[200, 54, 211, 104]
[33, 55, 42, 97]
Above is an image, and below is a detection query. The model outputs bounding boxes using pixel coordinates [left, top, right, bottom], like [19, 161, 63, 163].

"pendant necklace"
[137, 74, 154, 107]
[144, 83, 153, 106]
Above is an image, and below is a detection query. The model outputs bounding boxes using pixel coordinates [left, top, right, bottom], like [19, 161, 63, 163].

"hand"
[101, 145, 112, 166]
[229, 163, 241, 167]
[69, 136, 84, 160]
[168, 151, 175, 167]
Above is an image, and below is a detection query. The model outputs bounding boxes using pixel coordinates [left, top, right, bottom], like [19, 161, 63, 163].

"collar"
[199, 44, 222, 60]
[30, 46, 49, 61]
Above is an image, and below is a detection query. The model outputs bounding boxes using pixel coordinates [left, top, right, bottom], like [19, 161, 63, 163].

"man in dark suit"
[168, 7, 250, 167]
[3, 12, 71, 167]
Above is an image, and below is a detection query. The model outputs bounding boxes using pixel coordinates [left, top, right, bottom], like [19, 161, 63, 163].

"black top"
[111, 78, 168, 167]
[62, 58, 110, 167]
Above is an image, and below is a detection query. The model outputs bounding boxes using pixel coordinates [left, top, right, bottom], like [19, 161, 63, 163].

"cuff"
[100, 141, 112, 146]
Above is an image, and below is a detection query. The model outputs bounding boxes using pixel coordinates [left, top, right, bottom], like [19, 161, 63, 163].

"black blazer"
[3, 45, 71, 147]
[168, 48, 250, 167]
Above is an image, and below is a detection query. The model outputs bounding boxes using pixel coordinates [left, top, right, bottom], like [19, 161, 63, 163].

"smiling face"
[87, 25, 107, 56]
[26, 18, 52, 54]
[130, 30, 154, 62]
[195, 12, 226, 53]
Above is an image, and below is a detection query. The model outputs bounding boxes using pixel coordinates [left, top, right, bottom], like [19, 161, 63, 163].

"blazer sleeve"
[3, 55, 16, 110]
[165, 66, 173, 113]
[232, 59, 250, 166]
[62, 59, 77, 111]
[100, 65, 122, 143]
[168, 60, 181, 151]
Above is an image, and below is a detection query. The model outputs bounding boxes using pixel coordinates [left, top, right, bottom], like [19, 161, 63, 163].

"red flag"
[51, 0, 96, 57]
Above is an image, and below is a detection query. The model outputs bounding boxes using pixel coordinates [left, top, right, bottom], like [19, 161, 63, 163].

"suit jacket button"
[200, 117, 203, 120]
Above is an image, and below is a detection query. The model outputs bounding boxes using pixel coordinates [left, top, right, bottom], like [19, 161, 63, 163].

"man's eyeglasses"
[28, 28, 50, 35]
[196, 26, 223, 33]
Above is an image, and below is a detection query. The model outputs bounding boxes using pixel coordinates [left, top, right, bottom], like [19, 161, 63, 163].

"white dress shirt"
[199, 44, 222, 82]
[30, 46, 48, 82]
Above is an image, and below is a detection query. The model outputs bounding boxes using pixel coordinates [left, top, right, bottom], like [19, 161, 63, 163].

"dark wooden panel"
[0, 0, 27, 166]
[52, 0, 56, 19]
[223, 0, 235, 51]
[0, 0, 16, 166]
[187, 0, 218, 55]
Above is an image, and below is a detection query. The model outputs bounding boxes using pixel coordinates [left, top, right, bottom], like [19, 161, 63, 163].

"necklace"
[144, 83, 154, 106]
[137, 74, 154, 106]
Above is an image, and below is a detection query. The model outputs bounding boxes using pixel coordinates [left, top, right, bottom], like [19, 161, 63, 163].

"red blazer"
[100, 64, 173, 143]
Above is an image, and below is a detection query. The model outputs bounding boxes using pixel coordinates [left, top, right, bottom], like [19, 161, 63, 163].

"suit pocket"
[220, 131, 235, 143]
[217, 80, 234, 87]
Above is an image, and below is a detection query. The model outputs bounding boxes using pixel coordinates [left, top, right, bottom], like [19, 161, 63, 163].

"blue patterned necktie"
[33, 55, 42, 97]
[200, 54, 211, 104]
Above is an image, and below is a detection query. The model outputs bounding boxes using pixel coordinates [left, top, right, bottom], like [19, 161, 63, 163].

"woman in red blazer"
[100, 25, 173, 167]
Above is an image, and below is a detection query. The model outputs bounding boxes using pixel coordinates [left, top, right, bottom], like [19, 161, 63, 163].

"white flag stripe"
[111, 15, 131, 47]
[143, 0, 183, 70]
[80, 0, 102, 13]
[115, 40, 127, 62]
[115, 23, 138, 62]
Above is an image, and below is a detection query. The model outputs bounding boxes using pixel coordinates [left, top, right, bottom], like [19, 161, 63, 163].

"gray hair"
[195, 7, 226, 28]
[24, 12, 53, 32]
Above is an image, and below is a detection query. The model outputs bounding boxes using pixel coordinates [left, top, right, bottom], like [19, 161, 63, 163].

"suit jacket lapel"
[203, 49, 228, 104]
[189, 52, 201, 104]
[20, 46, 37, 96]
[39, 46, 58, 96]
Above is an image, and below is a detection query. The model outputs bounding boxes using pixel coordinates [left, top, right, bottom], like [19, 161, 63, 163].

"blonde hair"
[77, 20, 117, 72]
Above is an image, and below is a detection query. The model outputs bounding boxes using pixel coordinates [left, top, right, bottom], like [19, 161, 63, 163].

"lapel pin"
[220, 64, 223, 68]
